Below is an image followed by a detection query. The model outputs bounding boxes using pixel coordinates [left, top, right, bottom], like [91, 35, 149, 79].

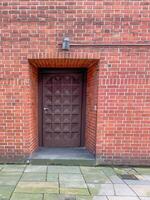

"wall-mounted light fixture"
[62, 37, 70, 50]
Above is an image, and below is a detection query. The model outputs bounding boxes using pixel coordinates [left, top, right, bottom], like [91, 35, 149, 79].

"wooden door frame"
[38, 68, 87, 147]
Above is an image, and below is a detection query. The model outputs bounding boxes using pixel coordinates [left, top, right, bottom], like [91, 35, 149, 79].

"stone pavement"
[0, 165, 150, 200]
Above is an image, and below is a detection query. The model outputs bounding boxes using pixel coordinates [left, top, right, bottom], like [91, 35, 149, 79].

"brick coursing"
[0, 0, 150, 165]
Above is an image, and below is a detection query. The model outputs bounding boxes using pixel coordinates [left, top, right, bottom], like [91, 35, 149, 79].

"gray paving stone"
[101, 167, 116, 176]
[77, 197, 107, 200]
[88, 184, 114, 196]
[60, 187, 90, 195]
[113, 168, 138, 176]
[0, 165, 4, 170]
[134, 168, 150, 175]
[60, 181, 87, 189]
[21, 172, 46, 181]
[10, 193, 43, 200]
[83, 172, 111, 184]
[15, 181, 59, 194]
[25, 165, 47, 173]
[108, 197, 139, 200]
[114, 184, 137, 196]
[133, 175, 150, 185]
[0, 172, 21, 186]
[124, 179, 150, 185]
[0, 165, 149, 200]
[59, 173, 84, 182]
[48, 166, 80, 174]
[0, 186, 15, 200]
[92, 197, 108, 200]
[129, 185, 150, 196]
[76, 196, 92, 200]
[80, 167, 101, 174]
[109, 175, 124, 184]
[59, 173, 87, 189]
[142, 175, 150, 181]
[1, 165, 25, 172]
[47, 173, 58, 182]
[44, 194, 76, 200]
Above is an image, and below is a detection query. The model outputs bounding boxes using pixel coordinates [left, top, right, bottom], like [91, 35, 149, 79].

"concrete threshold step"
[28, 147, 96, 166]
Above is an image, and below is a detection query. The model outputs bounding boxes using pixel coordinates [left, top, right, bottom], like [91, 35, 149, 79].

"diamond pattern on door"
[42, 72, 83, 147]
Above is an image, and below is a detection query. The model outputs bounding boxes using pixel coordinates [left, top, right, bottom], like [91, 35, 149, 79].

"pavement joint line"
[119, 172, 140, 198]
[112, 183, 116, 196]
[58, 173, 61, 194]
[101, 168, 114, 184]
[86, 166, 144, 198]
[9, 164, 27, 200]
[79, 166, 91, 196]
[42, 193, 44, 200]
[137, 195, 142, 200]
[46, 165, 48, 181]
[134, 168, 145, 176]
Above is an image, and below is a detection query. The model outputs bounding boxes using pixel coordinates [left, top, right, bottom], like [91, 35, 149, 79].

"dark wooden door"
[41, 70, 85, 147]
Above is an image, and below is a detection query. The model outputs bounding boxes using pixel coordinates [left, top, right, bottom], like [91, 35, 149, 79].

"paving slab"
[134, 168, 150, 175]
[114, 184, 137, 196]
[76, 196, 93, 200]
[44, 195, 107, 200]
[101, 167, 116, 176]
[82, 172, 111, 184]
[88, 183, 114, 196]
[44, 194, 76, 200]
[0, 165, 149, 199]
[60, 173, 87, 189]
[21, 172, 46, 182]
[124, 179, 150, 185]
[108, 197, 139, 200]
[0, 165, 4, 170]
[77, 197, 108, 200]
[0, 177, 19, 186]
[25, 165, 47, 173]
[113, 167, 138, 176]
[109, 175, 124, 184]
[48, 166, 81, 174]
[59, 173, 84, 182]
[60, 188, 90, 195]
[10, 193, 43, 200]
[0, 171, 22, 176]
[0, 186, 15, 200]
[60, 181, 87, 189]
[1, 165, 25, 172]
[92, 197, 108, 200]
[80, 167, 101, 174]
[15, 181, 59, 194]
[0, 172, 21, 186]
[129, 185, 150, 196]
[141, 175, 150, 182]
[47, 173, 58, 182]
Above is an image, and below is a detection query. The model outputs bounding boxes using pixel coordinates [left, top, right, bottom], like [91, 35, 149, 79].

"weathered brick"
[0, 0, 150, 165]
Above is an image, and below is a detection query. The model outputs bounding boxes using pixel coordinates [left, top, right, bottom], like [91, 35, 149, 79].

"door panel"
[42, 71, 84, 147]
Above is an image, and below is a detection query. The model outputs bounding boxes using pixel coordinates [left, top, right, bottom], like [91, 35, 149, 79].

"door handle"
[43, 107, 49, 111]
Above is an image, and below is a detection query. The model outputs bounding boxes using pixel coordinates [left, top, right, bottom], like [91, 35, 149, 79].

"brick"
[0, 0, 150, 165]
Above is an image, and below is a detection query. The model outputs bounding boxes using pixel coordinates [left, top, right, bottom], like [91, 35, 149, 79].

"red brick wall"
[85, 65, 99, 154]
[96, 47, 150, 165]
[29, 66, 38, 154]
[0, 0, 150, 165]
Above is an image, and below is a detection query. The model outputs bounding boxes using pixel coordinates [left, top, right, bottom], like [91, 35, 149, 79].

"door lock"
[43, 107, 49, 111]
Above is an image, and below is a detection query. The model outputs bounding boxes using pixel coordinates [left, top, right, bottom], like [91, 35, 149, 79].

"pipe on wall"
[59, 43, 150, 47]
[70, 43, 150, 47]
